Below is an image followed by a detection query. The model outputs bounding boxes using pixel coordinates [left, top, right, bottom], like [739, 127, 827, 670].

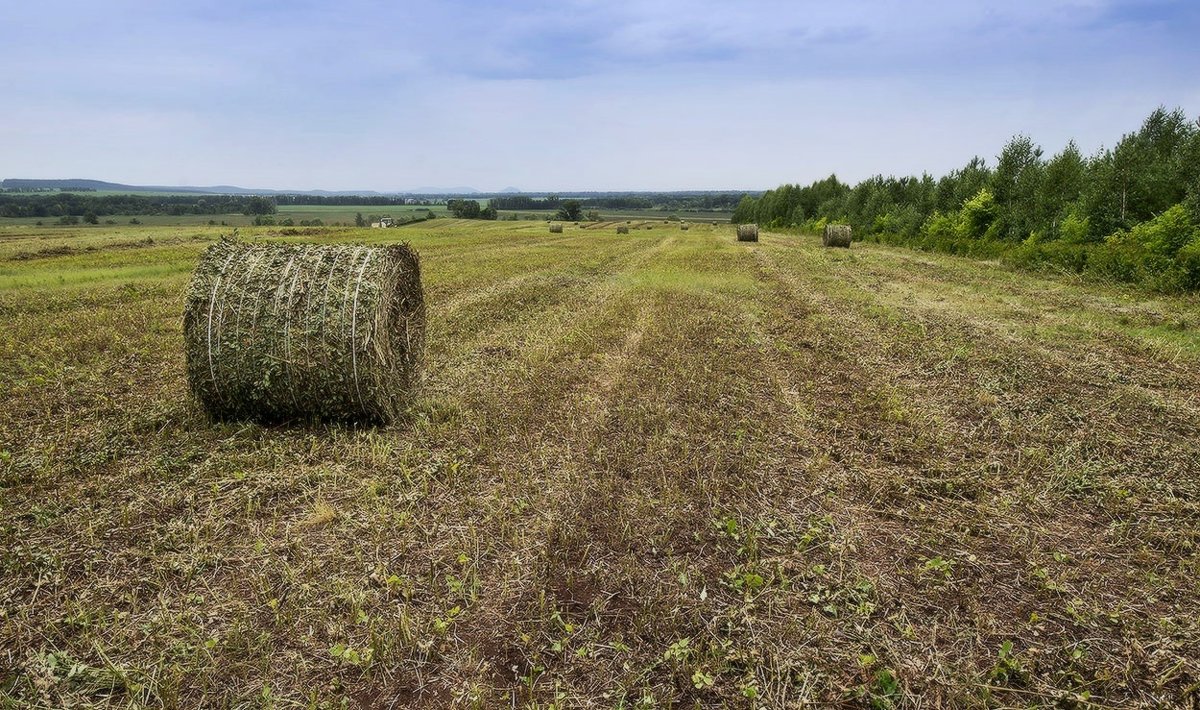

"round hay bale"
[822, 224, 852, 248]
[616, 225, 630, 234]
[680, 223, 689, 231]
[549, 224, 563, 233]
[736, 224, 759, 242]
[182, 239, 425, 424]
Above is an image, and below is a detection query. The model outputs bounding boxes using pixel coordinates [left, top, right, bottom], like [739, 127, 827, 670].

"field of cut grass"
[2, 220, 1199, 707]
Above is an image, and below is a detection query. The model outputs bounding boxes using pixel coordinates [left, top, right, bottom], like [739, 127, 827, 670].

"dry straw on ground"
[737, 224, 759, 242]
[823, 224, 853, 248]
[182, 238, 425, 424]
[549, 224, 563, 233]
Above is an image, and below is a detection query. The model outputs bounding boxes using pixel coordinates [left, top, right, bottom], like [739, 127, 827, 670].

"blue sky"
[2, 0, 1198, 191]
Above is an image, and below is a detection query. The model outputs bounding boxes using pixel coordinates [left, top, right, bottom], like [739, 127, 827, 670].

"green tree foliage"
[242, 196, 277, 215]
[555, 200, 583, 221]
[732, 107, 1200, 292]
[1038, 142, 1088, 240]
[991, 135, 1044, 241]
[447, 199, 482, 219]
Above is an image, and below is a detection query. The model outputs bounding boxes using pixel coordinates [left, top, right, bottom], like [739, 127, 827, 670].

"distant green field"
[499, 208, 733, 222]
[0, 204, 450, 228]
[0, 203, 731, 229]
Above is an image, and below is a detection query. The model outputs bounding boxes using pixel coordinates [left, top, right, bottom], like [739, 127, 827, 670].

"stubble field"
[2, 220, 1198, 708]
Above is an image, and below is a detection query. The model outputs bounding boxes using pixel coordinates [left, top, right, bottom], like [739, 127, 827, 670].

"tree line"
[446, 197, 591, 222]
[274, 195, 438, 207]
[489, 193, 744, 212]
[732, 107, 1200, 292]
[0, 193, 277, 218]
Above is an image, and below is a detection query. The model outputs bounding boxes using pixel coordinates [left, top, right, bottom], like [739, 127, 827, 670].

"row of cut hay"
[183, 239, 425, 424]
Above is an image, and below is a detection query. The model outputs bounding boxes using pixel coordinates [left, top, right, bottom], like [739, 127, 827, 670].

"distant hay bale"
[616, 226, 630, 234]
[711, 221, 718, 226]
[822, 224, 852, 248]
[680, 223, 689, 231]
[549, 224, 563, 233]
[737, 224, 759, 242]
[183, 239, 425, 424]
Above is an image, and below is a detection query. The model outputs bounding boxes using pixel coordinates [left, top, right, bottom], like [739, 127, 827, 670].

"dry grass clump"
[182, 238, 425, 423]
[823, 223, 852, 247]
[737, 224, 759, 242]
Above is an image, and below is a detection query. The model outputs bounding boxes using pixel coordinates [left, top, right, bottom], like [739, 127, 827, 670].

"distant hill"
[1, 178, 481, 196]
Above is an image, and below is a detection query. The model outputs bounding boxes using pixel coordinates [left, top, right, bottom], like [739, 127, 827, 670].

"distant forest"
[0, 190, 745, 220]
[733, 107, 1200, 292]
[0, 194, 278, 218]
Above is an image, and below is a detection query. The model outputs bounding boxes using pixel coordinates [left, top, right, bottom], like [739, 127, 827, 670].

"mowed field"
[2, 220, 1199, 708]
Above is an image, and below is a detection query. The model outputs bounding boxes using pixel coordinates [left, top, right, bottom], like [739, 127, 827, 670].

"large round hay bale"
[616, 225, 630, 234]
[822, 224, 852, 248]
[183, 239, 425, 424]
[680, 223, 689, 231]
[549, 224, 563, 233]
[736, 224, 759, 242]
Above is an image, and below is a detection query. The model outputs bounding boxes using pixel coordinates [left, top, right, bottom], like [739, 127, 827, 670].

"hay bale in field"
[680, 223, 689, 231]
[616, 225, 630, 234]
[549, 224, 563, 233]
[737, 224, 759, 242]
[182, 239, 425, 424]
[822, 224, 852, 248]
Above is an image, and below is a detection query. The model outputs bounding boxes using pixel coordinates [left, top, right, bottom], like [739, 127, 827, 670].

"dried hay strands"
[736, 224, 759, 242]
[822, 224, 853, 248]
[182, 238, 425, 424]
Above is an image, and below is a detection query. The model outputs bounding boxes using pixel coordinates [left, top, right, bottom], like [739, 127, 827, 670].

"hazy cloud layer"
[2, 0, 1197, 190]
